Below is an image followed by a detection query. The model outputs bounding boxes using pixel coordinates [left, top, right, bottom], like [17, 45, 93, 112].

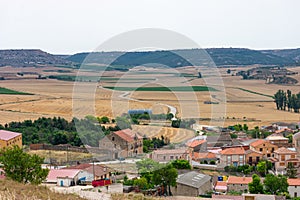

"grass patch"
[0, 179, 86, 200]
[104, 86, 215, 92]
[0, 87, 33, 95]
[237, 88, 274, 98]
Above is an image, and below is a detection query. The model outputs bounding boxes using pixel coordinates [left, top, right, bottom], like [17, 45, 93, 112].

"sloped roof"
[214, 181, 227, 191]
[0, 130, 21, 141]
[274, 147, 297, 154]
[227, 176, 252, 184]
[64, 163, 92, 170]
[193, 152, 216, 160]
[245, 149, 263, 155]
[114, 129, 142, 142]
[288, 178, 300, 186]
[153, 148, 188, 155]
[266, 134, 288, 141]
[47, 169, 81, 182]
[250, 139, 266, 147]
[177, 171, 211, 188]
[85, 165, 111, 177]
[220, 147, 245, 155]
[186, 139, 206, 148]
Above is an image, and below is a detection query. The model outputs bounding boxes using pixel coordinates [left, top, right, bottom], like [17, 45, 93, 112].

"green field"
[0, 87, 32, 95]
[48, 75, 156, 82]
[104, 86, 216, 92]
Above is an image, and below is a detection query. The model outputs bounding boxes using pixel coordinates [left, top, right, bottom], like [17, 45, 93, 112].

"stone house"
[273, 147, 300, 173]
[186, 139, 207, 152]
[219, 147, 246, 167]
[227, 176, 252, 193]
[192, 152, 217, 163]
[245, 149, 263, 166]
[266, 134, 289, 148]
[288, 178, 300, 198]
[249, 139, 278, 158]
[171, 171, 211, 196]
[149, 148, 190, 163]
[99, 129, 143, 159]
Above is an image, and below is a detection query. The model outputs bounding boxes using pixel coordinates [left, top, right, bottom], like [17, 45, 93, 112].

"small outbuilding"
[46, 169, 81, 187]
[171, 171, 211, 197]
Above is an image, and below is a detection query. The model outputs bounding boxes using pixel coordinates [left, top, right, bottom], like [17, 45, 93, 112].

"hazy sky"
[0, 0, 300, 54]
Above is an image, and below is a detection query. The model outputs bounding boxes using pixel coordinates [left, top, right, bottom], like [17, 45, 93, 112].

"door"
[60, 180, 63, 186]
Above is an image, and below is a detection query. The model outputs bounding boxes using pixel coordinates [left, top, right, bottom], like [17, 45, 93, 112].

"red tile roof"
[0, 130, 21, 141]
[288, 178, 300, 186]
[215, 181, 227, 191]
[227, 176, 252, 184]
[47, 169, 81, 182]
[64, 163, 92, 170]
[220, 147, 245, 155]
[186, 140, 206, 148]
[114, 129, 142, 142]
[250, 139, 266, 147]
[193, 152, 216, 160]
[274, 147, 297, 154]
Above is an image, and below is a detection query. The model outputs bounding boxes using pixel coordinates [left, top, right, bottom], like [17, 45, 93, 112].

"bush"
[209, 160, 216, 165]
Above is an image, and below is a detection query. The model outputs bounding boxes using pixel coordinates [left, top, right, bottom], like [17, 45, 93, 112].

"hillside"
[66, 48, 297, 67]
[0, 49, 70, 67]
[260, 48, 300, 63]
[0, 179, 86, 200]
[0, 48, 299, 68]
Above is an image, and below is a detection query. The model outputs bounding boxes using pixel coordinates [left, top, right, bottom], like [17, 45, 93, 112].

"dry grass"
[0, 65, 300, 130]
[28, 150, 93, 163]
[0, 179, 86, 200]
[111, 193, 161, 200]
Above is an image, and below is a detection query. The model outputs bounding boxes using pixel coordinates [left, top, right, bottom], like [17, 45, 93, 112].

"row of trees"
[249, 174, 288, 195]
[1, 116, 121, 147]
[274, 89, 300, 112]
[143, 135, 170, 153]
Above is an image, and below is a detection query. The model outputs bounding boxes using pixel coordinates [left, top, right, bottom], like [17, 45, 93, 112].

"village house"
[171, 171, 211, 197]
[266, 134, 289, 148]
[288, 178, 300, 198]
[149, 148, 190, 163]
[186, 139, 207, 152]
[64, 163, 112, 182]
[192, 152, 217, 164]
[99, 129, 143, 159]
[227, 176, 252, 193]
[0, 130, 22, 149]
[214, 181, 227, 194]
[219, 147, 246, 167]
[249, 139, 278, 158]
[272, 147, 300, 173]
[46, 169, 83, 187]
[245, 149, 263, 166]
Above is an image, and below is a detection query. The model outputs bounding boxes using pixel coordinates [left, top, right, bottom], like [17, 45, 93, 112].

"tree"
[136, 158, 160, 174]
[248, 174, 264, 194]
[152, 164, 178, 196]
[257, 161, 267, 176]
[133, 177, 150, 190]
[115, 116, 131, 129]
[227, 69, 231, 74]
[264, 174, 288, 195]
[171, 160, 191, 169]
[0, 146, 49, 184]
[286, 162, 297, 178]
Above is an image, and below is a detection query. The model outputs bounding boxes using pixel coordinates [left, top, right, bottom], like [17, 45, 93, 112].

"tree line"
[0, 116, 120, 147]
[274, 89, 300, 113]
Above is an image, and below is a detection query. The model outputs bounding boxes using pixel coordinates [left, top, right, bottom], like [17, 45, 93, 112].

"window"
[267, 154, 270, 157]
[259, 148, 263, 152]
[281, 155, 285, 161]
[112, 137, 115, 141]
[227, 156, 231, 162]
[272, 148, 274, 152]
[280, 162, 285, 166]
[291, 155, 296, 159]
[256, 157, 260, 162]
[175, 156, 178, 159]
[163, 156, 166, 160]
[295, 192, 297, 197]
[170, 156, 174, 160]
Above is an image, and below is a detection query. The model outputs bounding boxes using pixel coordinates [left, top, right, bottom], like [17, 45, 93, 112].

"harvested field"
[0, 65, 299, 131]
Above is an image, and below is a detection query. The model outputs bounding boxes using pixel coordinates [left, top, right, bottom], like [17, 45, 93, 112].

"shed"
[46, 169, 81, 187]
[171, 171, 211, 196]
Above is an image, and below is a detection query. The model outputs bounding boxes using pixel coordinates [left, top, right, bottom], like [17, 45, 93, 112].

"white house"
[288, 178, 300, 198]
[46, 169, 84, 187]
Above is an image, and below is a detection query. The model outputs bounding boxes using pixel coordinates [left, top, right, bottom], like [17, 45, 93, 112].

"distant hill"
[260, 48, 300, 63]
[0, 48, 299, 68]
[0, 49, 71, 67]
[66, 48, 297, 67]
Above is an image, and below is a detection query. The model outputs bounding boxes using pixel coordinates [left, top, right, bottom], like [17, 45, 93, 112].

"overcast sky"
[0, 0, 300, 54]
